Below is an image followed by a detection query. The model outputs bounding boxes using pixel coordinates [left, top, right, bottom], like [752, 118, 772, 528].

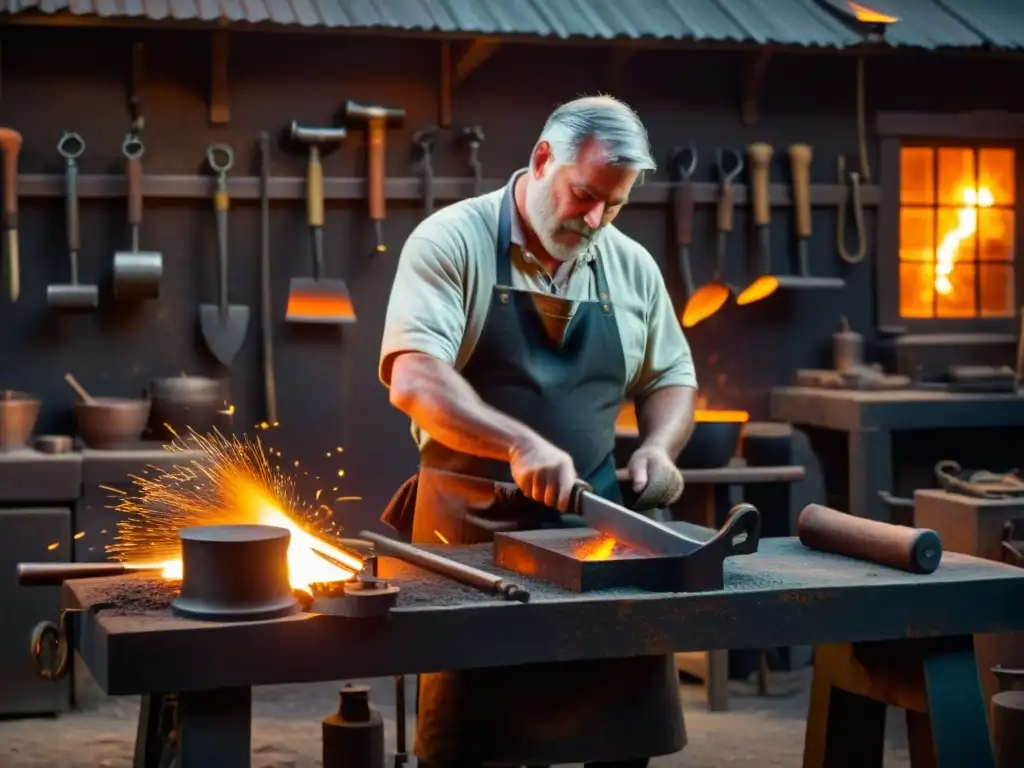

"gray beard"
[523, 173, 599, 262]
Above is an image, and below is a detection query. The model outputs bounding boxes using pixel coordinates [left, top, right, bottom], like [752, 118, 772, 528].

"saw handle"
[494, 478, 590, 516]
[797, 503, 942, 574]
[747, 142, 773, 227]
[789, 143, 813, 238]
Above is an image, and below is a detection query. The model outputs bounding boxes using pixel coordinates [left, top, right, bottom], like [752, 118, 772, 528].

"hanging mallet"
[343, 101, 406, 255]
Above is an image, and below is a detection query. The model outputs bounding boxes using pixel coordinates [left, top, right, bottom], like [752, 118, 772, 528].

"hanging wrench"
[413, 126, 438, 217]
[461, 125, 485, 197]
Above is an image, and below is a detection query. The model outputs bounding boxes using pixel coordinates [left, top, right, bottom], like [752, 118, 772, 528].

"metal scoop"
[47, 132, 98, 311]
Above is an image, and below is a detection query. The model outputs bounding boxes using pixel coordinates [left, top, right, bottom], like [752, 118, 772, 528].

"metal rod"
[310, 547, 362, 573]
[17, 562, 162, 586]
[11, 173, 883, 207]
[358, 530, 530, 603]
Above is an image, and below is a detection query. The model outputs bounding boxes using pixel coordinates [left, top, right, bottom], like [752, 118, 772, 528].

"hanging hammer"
[343, 101, 405, 254]
[461, 125, 485, 197]
[0, 128, 22, 302]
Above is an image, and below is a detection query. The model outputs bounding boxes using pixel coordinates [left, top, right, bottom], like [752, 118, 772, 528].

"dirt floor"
[0, 670, 912, 767]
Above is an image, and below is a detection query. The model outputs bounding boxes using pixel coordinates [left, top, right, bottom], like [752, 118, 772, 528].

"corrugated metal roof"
[935, 0, 1024, 50]
[2, 0, 1022, 51]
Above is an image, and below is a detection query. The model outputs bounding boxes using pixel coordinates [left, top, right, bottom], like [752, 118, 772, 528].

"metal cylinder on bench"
[170, 524, 301, 622]
[323, 684, 385, 768]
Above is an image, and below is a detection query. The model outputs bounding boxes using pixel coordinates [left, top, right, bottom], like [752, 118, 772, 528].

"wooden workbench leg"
[803, 645, 885, 768]
[176, 686, 251, 768]
[848, 429, 892, 523]
[706, 649, 729, 712]
[921, 636, 994, 768]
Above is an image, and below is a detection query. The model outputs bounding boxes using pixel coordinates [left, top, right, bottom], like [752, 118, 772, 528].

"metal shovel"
[112, 134, 163, 301]
[47, 132, 98, 311]
[286, 122, 356, 324]
[198, 144, 249, 367]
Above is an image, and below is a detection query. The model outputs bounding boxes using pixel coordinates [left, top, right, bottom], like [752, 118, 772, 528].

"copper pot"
[76, 398, 152, 450]
[0, 391, 41, 451]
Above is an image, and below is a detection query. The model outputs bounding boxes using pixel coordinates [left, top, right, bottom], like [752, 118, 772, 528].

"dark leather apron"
[383, 176, 686, 766]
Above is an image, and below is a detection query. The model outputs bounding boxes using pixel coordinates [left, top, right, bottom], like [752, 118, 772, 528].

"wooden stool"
[803, 638, 994, 768]
[992, 690, 1024, 768]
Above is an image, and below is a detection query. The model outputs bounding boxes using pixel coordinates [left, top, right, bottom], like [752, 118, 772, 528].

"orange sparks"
[107, 429, 363, 591]
[46, 542, 59, 551]
[434, 530, 450, 544]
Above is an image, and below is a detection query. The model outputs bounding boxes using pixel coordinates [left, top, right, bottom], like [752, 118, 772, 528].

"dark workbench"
[67, 536, 1024, 693]
[63, 534, 1023, 767]
[769, 386, 1024, 522]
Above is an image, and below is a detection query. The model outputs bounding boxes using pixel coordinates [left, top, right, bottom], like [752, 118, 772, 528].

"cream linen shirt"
[380, 171, 698, 450]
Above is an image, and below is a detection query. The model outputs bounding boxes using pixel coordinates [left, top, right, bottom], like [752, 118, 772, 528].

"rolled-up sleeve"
[379, 232, 467, 387]
[628, 271, 698, 400]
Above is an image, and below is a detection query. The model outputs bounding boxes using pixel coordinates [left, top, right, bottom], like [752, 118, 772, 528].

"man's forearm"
[635, 386, 697, 460]
[389, 352, 539, 461]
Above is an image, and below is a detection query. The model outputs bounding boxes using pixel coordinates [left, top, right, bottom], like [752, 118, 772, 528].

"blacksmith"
[379, 95, 698, 768]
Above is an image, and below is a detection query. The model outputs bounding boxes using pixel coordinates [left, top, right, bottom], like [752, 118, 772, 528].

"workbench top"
[65, 535, 1024, 696]
[770, 385, 1024, 431]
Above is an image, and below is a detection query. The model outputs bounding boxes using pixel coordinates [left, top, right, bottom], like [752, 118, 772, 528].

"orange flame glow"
[934, 186, 994, 296]
[848, 2, 898, 24]
[109, 429, 364, 592]
[132, 473, 363, 589]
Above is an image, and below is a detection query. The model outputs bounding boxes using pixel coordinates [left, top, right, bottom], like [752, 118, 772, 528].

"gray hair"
[535, 95, 656, 175]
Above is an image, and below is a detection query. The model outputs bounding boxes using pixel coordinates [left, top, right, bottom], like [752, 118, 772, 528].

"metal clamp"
[122, 133, 145, 160]
[1002, 520, 1024, 566]
[310, 572, 400, 618]
[30, 602, 114, 681]
[57, 132, 86, 160]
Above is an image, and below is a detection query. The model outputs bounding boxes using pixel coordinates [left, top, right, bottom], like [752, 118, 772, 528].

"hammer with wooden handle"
[0, 128, 23, 302]
[797, 503, 943, 574]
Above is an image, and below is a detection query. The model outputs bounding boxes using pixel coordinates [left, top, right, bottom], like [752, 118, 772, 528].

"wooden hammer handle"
[789, 143, 813, 238]
[307, 150, 324, 228]
[368, 117, 385, 221]
[747, 142, 773, 227]
[717, 182, 735, 233]
[126, 156, 144, 227]
[797, 504, 942, 574]
[0, 128, 22, 303]
[0, 129, 21, 222]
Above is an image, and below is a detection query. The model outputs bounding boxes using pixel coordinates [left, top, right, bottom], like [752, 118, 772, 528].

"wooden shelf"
[15, 174, 883, 207]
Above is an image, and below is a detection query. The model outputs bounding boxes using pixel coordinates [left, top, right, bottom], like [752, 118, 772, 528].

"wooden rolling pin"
[797, 503, 942, 574]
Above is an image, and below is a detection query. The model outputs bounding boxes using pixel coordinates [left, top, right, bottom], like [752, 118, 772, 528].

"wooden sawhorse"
[803, 637, 994, 767]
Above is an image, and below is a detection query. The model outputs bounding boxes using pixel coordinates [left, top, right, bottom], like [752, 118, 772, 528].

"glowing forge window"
[898, 147, 1015, 319]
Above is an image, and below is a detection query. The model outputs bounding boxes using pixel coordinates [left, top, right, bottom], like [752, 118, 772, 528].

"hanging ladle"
[682, 148, 744, 328]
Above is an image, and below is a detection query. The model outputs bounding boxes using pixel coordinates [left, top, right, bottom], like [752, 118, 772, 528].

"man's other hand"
[627, 446, 684, 505]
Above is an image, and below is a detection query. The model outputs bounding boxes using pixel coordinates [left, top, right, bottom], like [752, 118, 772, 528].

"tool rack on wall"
[15, 174, 883, 207]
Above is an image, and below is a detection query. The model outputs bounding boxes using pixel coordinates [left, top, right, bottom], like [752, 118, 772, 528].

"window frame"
[875, 112, 1024, 335]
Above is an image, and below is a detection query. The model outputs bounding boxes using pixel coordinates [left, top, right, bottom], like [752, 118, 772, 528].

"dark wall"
[2, 26, 1022, 529]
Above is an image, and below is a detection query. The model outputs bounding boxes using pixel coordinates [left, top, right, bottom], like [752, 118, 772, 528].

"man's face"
[524, 138, 639, 262]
